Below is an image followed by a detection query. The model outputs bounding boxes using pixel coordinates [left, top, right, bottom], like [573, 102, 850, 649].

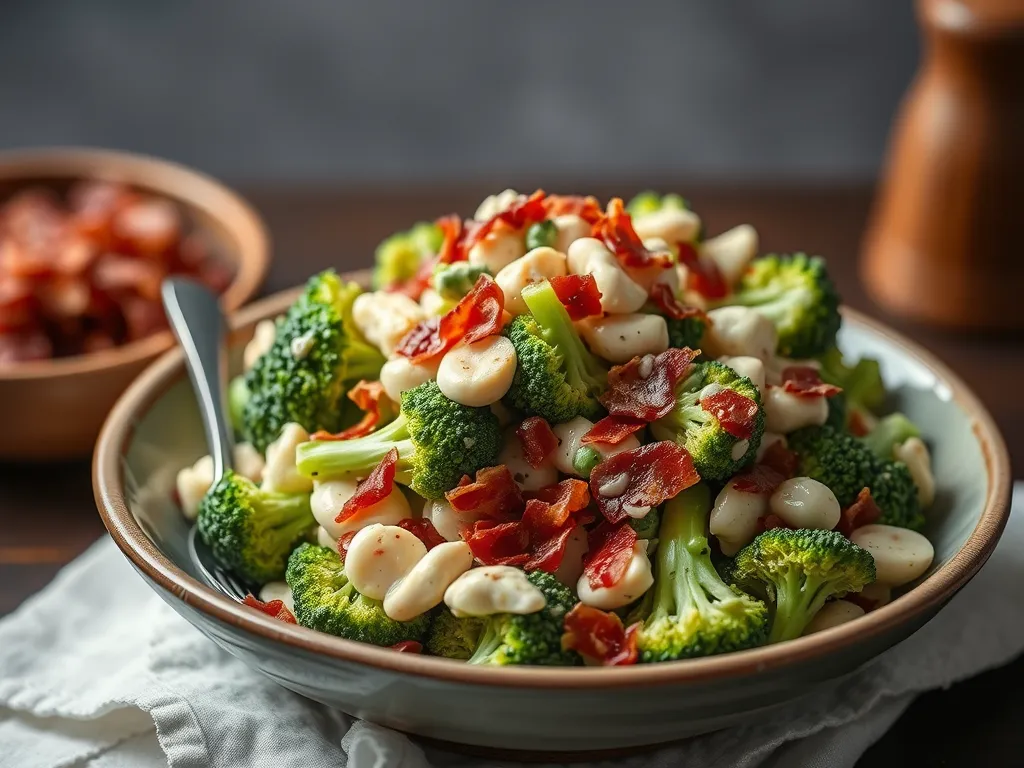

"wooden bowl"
[92, 283, 1012, 754]
[0, 147, 269, 460]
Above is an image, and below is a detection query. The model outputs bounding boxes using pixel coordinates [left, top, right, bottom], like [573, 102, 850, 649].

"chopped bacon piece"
[549, 273, 603, 321]
[445, 465, 524, 523]
[520, 500, 579, 572]
[516, 416, 559, 469]
[311, 380, 393, 441]
[389, 641, 424, 653]
[700, 388, 760, 440]
[781, 366, 842, 398]
[581, 415, 646, 446]
[397, 518, 448, 550]
[435, 214, 471, 264]
[584, 521, 638, 589]
[648, 282, 708, 323]
[561, 603, 639, 666]
[542, 194, 604, 224]
[600, 347, 697, 423]
[395, 275, 505, 363]
[387, 253, 439, 301]
[464, 520, 530, 566]
[837, 487, 882, 537]
[760, 441, 800, 479]
[468, 190, 549, 247]
[757, 514, 792, 533]
[676, 241, 729, 299]
[242, 594, 297, 624]
[337, 531, 357, 559]
[849, 410, 872, 438]
[335, 447, 398, 524]
[524, 479, 591, 531]
[731, 442, 800, 495]
[592, 198, 674, 269]
[589, 441, 700, 524]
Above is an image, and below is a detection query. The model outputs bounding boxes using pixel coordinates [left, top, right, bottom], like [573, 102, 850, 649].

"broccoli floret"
[525, 219, 558, 251]
[197, 470, 315, 585]
[818, 346, 885, 414]
[295, 380, 500, 499]
[731, 528, 875, 643]
[241, 271, 386, 451]
[722, 253, 840, 358]
[455, 571, 580, 666]
[825, 390, 848, 432]
[666, 315, 707, 351]
[629, 507, 662, 540]
[788, 425, 923, 530]
[626, 191, 690, 218]
[504, 280, 608, 423]
[228, 374, 250, 436]
[425, 607, 485, 660]
[635, 485, 768, 662]
[372, 221, 442, 290]
[649, 360, 764, 482]
[860, 413, 921, 461]
[432, 262, 491, 301]
[286, 543, 429, 646]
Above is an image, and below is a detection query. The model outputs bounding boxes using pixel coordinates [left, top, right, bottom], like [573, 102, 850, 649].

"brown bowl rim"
[93, 285, 1012, 689]
[0, 146, 269, 381]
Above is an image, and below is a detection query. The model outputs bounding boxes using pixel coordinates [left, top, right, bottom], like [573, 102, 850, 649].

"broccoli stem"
[295, 413, 416, 481]
[768, 570, 830, 643]
[467, 617, 507, 665]
[651, 485, 718, 620]
[521, 281, 605, 393]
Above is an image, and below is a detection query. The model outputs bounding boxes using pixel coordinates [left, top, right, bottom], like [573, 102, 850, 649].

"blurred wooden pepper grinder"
[862, 0, 1024, 329]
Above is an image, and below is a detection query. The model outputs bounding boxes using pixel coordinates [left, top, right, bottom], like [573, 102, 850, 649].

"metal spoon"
[161, 278, 252, 600]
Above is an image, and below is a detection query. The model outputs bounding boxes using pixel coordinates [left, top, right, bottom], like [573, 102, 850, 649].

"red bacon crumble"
[445, 465, 524, 523]
[337, 530, 357, 559]
[436, 214, 471, 264]
[561, 603, 640, 666]
[648, 282, 708, 323]
[581, 415, 646, 446]
[700, 388, 760, 440]
[395, 275, 505, 363]
[387, 253, 439, 301]
[464, 520, 530, 566]
[335, 447, 398, 524]
[242, 594, 297, 624]
[542, 194, 604, 224]
[781, 366, 842, 398]
[837, 487, 882, 537]
[549, 273, 603, 321]
[584, 521, 638, 589]
[389, 641, 424, 653]
[592, 198, 674, 270]
[676, 241, 729, 299]
[849, 410, 872, 438]
[311, 380, 393, 442]
[600, 347, 698, 423]
[589, 441, 699, 524]
[525, 479, 591, 530]
[516, 416, 559, 469]
[397, 518, 448, 550]
[760, 441, 801, 479]
[731, 441, 800, 495]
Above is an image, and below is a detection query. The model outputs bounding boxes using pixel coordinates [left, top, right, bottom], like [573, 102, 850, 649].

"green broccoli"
[227, 374, 250, 436]
[649, 360, 764, 482]
[429, 571, 579, 666]
[731, 528, 875, 643]
[860, 413, 921, 461]
[818, 346, 885, 414]
[287, 543, 430, 646]
[720, 253, 840, 358]
[825, 389, 848, 432]
[788, 425, 923, 530]
[524, 219, 558, 251]
[295, 380, 501, 499]
[626, 191, 690, 218]
[504, 280, 608, 423]
[432, 262, 491, 301]
[372, 221, 442, 290]
[241, 271, 386, 451]
[666, 314, 707, 351]
[635, 485, 768, 662]
[197, 470, 316, 585]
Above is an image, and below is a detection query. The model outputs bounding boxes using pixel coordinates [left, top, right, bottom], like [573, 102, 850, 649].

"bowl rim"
[93, 283, 1012, 689]
[0, 146, 269, 381]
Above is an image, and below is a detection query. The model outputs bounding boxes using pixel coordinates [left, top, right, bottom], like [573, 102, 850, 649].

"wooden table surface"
[2, 182, 1021, 765]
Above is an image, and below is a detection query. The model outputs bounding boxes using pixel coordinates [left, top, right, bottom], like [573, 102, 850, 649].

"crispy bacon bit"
[337, 531, 357, 559]
[582, 416, 646, 446]
[781, 366, 842, 398]
[593, 198, 674, 270]
[700, 388, 760, 440]
[731, 442, 800, 495]
[590, 441, 699, 524]
[549, 273, 603, 321]
[390, 641, 424, 653]
[387, 253, 439, 301]
[584, 522, 638, 589]
[242, 594, 297, 624]
[311, 381, 393, 441]
[445, 465, 524, 523]
[561, 604, 640, 666]
[516, 416, 559, 469]
[395, 275, 505, 363]
[520, 500, 579, 571]
[849, 410, 872, 438]
[649, 282, 708, 322]
[436, 214, 471, 264]
[469, 190, 550, 248]
[837, 487, 882, 537]
[601, 347, 697, 423]
[335, 447, 398, 523]
[397, 518, 448, 550]
[525, 479, 591, 530]
[542, 194, 604, 224]
[760, 441, 801, 478]
[676, 241, 729, 299]
[464, 520, 530, 566]
[757, 514, 792, 533]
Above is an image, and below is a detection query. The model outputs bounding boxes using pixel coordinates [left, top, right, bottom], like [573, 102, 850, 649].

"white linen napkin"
[1, 483, 1021, 768]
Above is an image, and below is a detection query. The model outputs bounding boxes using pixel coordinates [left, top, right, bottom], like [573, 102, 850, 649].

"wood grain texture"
[2, 182, 1021, 765]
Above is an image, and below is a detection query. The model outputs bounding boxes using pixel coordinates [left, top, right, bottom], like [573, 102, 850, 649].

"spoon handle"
[161, 278, 234, 481]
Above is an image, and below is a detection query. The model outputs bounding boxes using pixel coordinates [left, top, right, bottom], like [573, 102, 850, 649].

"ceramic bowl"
[93, 281, 1011, 753]
[0, 147, 269, 460]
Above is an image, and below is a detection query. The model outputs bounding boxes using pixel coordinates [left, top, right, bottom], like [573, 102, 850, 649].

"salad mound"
[176, 189, 937, 666]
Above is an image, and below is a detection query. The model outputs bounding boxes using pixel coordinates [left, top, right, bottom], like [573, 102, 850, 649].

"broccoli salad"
[175, 189, 937, 666]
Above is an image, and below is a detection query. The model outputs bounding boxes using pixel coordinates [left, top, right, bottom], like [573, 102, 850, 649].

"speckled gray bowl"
[93, 275, 1011, 754]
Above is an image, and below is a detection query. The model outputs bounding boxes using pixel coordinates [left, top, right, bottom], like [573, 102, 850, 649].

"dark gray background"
[0, 1, 920, 182]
